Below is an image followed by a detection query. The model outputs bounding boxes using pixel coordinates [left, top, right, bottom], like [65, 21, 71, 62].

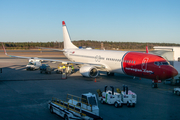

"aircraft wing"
[2, 43, 106, 69]
[6, 55, 34, 59]
[2, 43, 33, 59]
[32, 57, 106, 68]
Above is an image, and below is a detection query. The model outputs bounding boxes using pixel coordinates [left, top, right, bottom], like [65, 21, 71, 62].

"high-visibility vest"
[62, 66, 66, 69]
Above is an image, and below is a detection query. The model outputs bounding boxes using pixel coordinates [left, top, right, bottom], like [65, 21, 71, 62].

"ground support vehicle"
[26, 59, 41, 70]
[173, 88, 180, 96]
[164, 78, 180, 85]
[48, 93, 103, 120]
[56, 65, 63, 74]
[40, 64, 52, 74]
[66, 64, 73, 74]
[26, 62, 41, 70]
[97, 86, 137, 108]
[56, 63, 73, 74]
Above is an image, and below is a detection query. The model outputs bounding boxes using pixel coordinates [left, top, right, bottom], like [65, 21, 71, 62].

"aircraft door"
[141, 57, 150, 76]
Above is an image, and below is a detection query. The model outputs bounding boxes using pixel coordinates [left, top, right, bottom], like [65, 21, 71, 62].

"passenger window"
[178, 57, 180, 62]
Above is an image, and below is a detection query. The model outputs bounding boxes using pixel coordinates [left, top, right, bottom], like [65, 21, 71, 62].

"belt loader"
[48, 93, 103, 120]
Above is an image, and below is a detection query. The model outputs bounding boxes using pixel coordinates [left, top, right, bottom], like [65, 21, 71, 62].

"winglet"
[62, 21, 65, 26]
[2, 43, 7, 55]
[146, 46, 149, 53]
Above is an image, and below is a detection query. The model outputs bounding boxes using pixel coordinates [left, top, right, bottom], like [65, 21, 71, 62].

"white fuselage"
[64, 48, 128, 74]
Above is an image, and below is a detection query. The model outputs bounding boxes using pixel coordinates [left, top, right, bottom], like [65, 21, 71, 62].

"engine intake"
[79, 65, 98, 78]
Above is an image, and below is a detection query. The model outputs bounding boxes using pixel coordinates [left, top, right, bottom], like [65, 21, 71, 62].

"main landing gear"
[151, 80, 161, 88]
[107, 72, 114, 76]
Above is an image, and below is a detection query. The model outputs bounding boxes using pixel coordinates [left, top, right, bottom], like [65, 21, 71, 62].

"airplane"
[2, 21, 178, 88]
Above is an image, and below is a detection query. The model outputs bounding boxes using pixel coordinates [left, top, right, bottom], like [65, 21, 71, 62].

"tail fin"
[62, 21, 78, 49]
[146, 46, 149, 53]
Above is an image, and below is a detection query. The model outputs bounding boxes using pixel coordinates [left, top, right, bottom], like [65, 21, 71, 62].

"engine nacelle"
[29, 58, 42, 62]
[79, 65, 99, 78]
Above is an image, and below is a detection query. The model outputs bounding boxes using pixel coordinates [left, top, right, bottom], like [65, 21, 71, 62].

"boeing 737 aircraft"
[2, 21, 178, 88]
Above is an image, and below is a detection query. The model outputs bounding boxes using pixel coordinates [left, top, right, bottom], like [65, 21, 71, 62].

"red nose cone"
[62, 21, 65, 26]
[160, 66, 178, 80]
[172, 68, 178, 77]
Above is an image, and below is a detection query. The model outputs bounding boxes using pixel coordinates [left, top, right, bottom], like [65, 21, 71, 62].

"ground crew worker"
[71, 65, 74, 72]
[62, 65, 66, 73]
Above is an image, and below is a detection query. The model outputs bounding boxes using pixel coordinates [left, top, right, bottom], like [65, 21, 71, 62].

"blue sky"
[0, 0, 180, 43]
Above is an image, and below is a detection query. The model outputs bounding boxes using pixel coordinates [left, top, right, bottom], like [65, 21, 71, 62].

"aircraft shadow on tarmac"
[0, 64, 81, 81]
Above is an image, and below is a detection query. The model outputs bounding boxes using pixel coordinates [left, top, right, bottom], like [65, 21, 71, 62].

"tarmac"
[0, 56, 180, 120]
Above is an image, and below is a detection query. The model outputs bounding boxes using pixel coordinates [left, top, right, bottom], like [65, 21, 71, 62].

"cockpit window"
[154, 62, 158, 66]
[161, 62, 169, 65]
[154, 61, 169, 66]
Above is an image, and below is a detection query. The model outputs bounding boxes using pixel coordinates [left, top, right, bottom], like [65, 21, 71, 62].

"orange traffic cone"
[94, 78, 97, 82]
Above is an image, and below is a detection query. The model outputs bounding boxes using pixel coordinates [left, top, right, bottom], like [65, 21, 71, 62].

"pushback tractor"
[48, 93, 103, 120]
[97, 85, 137, 108]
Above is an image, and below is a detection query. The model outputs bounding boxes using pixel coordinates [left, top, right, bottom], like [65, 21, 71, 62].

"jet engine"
[29, 58, 42, 62]
[79, 65, 99, 78]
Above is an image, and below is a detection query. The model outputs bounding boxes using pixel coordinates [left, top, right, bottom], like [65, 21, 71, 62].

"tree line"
[1, 40, 180, 50]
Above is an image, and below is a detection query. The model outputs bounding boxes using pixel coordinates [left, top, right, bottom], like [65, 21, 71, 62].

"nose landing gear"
[151, 80, 161, 88]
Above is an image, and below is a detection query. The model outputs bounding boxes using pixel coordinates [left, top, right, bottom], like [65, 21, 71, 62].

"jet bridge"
[151, 46, 180, 81]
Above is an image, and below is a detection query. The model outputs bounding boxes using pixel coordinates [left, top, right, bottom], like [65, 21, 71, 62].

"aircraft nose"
[162, 66, 178, 79]
[172, 68, 178, 77]
[167, 66, 178, 78]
